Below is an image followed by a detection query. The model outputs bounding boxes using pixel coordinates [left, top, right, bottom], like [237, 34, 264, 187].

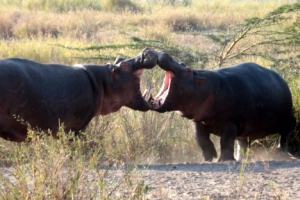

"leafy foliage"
[101, 0, 141, 12]
[57, 34, 208, 69]
[205, 3, 300, 76]
[203, 3, 300, 154]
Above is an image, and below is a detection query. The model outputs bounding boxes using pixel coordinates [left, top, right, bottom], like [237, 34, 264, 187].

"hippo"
[0, 48, 157, 142]
[150, 50, 296, 161]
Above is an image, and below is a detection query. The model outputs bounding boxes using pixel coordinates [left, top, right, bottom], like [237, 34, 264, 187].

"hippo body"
[0, 48, 157, 142]
[152, 51, 296, 161]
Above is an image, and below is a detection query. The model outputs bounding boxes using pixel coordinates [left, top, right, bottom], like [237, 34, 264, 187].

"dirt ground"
[132, 160, 300, 199]
[101, 153, 300, 200]
[2, 153, 300, 199]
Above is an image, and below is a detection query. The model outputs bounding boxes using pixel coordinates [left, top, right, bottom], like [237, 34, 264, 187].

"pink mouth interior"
[148, 71, 174, 108]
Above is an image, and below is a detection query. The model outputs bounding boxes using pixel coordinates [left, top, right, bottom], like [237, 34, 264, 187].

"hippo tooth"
[152, 71, 173, 108]
[159, 75, 171, 103]
[147, 94, 153, 102]
[154, 71, 170, 99]
[161, 84, 170, 100]
[142, 89, 148, 99]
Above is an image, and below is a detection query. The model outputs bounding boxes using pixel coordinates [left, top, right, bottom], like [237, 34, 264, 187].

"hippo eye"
[186, 68, 192, 76]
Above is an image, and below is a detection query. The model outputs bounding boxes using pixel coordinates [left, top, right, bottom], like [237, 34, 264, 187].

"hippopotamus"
[150, 50, 296, 161]
[0, 48, 157, 142]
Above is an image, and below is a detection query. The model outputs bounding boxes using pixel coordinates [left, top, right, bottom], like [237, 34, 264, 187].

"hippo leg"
[0, 113, 36, 142]
[194, 122, 217, 162]
[218, 123, 237, 161]
[0, 122, 28, 142]
[278, 125, 293, 150]
[279, 117, 296, 150]
[236, 139, 250, 161]
[278, 135, 286, 149]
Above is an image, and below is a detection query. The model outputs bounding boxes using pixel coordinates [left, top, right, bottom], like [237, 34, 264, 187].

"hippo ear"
[180, 63, 187, 68]
[111, 67, 118, 80]
[114, 57, 125, 64]
[186, 68, 193, 76]
[111, 62, 130, 80]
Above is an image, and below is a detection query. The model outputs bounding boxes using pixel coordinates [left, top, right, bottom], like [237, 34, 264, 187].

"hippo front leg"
[195, 122, 217, 162]
[219, 123, 237, 161]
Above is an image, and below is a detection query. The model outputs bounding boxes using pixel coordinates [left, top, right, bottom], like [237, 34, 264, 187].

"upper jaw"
[123, 48, 158, 111]
[156, 51, 186, 75]
[139, 47, 158, 69]
[125, 48, 158, 70]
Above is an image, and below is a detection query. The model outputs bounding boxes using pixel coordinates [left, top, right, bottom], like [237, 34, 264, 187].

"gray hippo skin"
[151, 51, 296, 162]
[0, 48, 157, 142]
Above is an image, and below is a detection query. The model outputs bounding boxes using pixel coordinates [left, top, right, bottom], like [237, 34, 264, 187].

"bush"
[0, 124, 150, 199]
[101, 0, 141, 12]
[0, 12, 16, 39]
[162, 11, 202, 32]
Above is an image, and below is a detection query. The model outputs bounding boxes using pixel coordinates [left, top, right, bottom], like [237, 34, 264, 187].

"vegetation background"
[0, 0, 299, 199]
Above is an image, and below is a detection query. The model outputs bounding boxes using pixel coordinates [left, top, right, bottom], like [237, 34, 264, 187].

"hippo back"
[209, 62, 294, 139]
[0, 58, 99, 141]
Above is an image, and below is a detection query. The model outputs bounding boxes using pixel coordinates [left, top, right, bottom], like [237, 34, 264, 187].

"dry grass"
[0, 0, 299, 199]
[0, 1, 287, 41]
[0, 0, 297, 164]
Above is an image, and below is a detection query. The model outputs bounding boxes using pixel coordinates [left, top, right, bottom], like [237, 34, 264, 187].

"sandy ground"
[2, 155, 300, 199]
[100, 157, 300, 200]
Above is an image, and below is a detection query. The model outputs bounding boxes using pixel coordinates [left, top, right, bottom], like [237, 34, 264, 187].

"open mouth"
[134, 69, 154, 109]
[143, 71, 174, 109]
[135, 69, 150, 101]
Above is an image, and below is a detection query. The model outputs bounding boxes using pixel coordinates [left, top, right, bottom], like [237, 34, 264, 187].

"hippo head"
[149, 51, 205, 113]
[99, 48, 158, 115]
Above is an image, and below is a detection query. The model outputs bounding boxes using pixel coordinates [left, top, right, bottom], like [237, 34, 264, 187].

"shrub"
[0, 124, 150, 199]
[0, 12, 16, 39]
[162, 11, 202, 32]
[101, 0, 141, 12]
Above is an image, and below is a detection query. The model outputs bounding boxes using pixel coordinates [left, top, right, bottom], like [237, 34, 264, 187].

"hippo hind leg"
[218, 123, 237, 162]
[194, 122, 217, 162]
[279, 116, 297, 151]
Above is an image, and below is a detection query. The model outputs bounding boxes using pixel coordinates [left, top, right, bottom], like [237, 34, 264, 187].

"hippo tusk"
[142, 89, 148, 99]
[143, 89, 154, 102]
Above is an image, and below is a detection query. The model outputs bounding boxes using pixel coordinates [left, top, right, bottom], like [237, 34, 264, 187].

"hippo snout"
[156, 51, 186, 74]
[139, 48, 158, 69]
[157, 51, 172, 69]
